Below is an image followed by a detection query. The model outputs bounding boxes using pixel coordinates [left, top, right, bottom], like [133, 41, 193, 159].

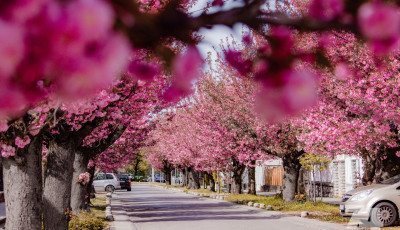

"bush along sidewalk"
[161, 185, 348, 224]
[68, 194, 112, 230]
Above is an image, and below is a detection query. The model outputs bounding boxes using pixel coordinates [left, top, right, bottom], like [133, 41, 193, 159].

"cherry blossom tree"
[1, 0, 400, 227]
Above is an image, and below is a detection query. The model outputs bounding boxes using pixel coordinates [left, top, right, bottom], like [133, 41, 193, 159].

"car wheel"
[370, 202, 397, 227]
[127, 188, 131, 191]
[105, 185, 115, 193]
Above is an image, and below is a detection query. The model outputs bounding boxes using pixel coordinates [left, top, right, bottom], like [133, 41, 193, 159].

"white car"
[340, 174, 400, 227]
[93, 173, 121, 193]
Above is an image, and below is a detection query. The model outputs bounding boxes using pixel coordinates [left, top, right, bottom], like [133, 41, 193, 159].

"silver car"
[340, 174, 400, 227]
[93, 173, 121, 193]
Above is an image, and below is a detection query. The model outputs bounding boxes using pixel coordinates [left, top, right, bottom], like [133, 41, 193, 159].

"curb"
[159, 186, 273, 211]
[106, 192, 114, 221]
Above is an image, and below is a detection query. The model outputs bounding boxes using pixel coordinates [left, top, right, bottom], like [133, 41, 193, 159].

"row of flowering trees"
[144, 14, 400, 202]
[1, 69, 168, 229]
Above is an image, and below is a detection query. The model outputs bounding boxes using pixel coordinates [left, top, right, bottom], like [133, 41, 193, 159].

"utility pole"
[151, 167, 155, 183]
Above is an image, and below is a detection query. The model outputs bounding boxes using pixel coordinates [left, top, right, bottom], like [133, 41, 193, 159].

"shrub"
[68, 211, 106, 230]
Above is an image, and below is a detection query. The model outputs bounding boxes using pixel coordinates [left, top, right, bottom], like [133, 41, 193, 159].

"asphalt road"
[111, 184, 351, 230]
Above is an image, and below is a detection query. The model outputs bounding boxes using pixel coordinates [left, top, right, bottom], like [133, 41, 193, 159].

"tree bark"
[86, 165, 96, 205]
[43, 139, 76, 230]
[231, 159, 245, 194]
[282, 151, 303, 202]
[361, 147, 400, 184]
[208, 172, 215, 192]
[362, 150, 376, 185]
[188, 168, 200, 189]
[232, 172, 243, 194]
[71, 150, 90, 214]
[71, 125, 126, 213]
[182, 167, 187, 187]
[248, 162, 256, 195]
[3, 134, 43, 230]
[164, 167, 172, 185]
[133, 158, 141, 179]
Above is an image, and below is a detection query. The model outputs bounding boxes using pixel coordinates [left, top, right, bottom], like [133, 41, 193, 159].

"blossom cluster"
[0, 0, 130, 119]
[1, 144, 16, 158]
[77, 172, 91, 185]
[15, 135, 31, 148]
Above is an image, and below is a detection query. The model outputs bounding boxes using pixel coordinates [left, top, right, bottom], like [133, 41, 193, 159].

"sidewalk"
[109, 192, 136, 230]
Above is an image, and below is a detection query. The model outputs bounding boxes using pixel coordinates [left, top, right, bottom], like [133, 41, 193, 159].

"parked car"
[146, 174, 165, 182]
[116, 174, 131, 191]
[155, 174, 165, 182]
[340, 174, 400, 227]
[93, 173, 121, 193]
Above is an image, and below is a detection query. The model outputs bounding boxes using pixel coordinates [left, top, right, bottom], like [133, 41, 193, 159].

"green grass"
[279, 201, 339, 213]
[180, 188, 348, 224]
[69, 198, 109, 230]
[187, 188, 217, 194]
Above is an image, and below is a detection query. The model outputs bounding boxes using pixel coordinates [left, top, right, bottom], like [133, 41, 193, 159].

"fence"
[264, 167, 284, 186]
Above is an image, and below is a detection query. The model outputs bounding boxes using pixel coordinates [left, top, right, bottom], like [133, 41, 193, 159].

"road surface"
[111, 184, 351, 230]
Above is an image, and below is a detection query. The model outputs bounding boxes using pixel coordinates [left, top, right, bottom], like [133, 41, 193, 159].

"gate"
[264, 167, 284, 186]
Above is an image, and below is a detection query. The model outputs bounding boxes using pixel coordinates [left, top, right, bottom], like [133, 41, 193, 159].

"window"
[95, 174, 105, 180]
[106, 174, 114, 180]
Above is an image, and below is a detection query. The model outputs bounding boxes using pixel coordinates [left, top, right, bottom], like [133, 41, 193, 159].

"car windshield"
[379, 174, 400, 184]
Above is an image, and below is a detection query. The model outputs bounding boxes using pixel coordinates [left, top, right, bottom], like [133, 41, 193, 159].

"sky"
[189, 0, 246, 62]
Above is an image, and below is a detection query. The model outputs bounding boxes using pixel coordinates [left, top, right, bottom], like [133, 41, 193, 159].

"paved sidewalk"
[110, 192, 136, 230]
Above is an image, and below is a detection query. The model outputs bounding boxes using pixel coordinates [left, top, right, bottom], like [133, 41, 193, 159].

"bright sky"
[189, 0, 246, 61]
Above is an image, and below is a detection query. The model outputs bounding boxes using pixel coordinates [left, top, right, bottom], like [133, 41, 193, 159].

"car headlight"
[349, 189, 373, 202]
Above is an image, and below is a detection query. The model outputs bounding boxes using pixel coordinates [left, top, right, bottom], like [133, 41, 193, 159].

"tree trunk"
[43, 140, 76, 230]
[134, 158, 140, 180]
[188, 168, 200, 189]
[86, 165, 96, 205]
[362, 152, 376, 185]
[232, 173, 242, 194]
[164, 167, 172, 185]
[182, 168, 187, 187]
[71, 150, 90, 214]
[3, 135, 43, 230]
[208, 173, 215, 192]
[282, 152, 303, 202]
[232, 167, 245, 194]
[248, 162, 256, 195]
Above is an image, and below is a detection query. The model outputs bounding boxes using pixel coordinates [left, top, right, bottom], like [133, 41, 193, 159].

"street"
[110, 184, 350, 230]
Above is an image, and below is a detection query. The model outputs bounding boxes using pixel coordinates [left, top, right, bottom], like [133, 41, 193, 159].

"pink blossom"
[0, 20, 25, 77]
[128, 61, 160, 81]
[6, 0, 49, 23]
[334, 62, 352, 80]
[255, 70, 317, 122]
[66, 0, 114, 42]
[162, 46, 203, 102]
[0, 120, 8, 132]
[269, 26, 293, 60]
[0, 84, 28, 118]
[77, 172, 91, 185]
[1, 144, 16, 158]
[87, 160, 95, 169]
[358, 2, 400, 55]
[56, 33, 130, 100]
[212, 0, 224, 7]
[225, 50, 252, 75]
[15, 135, 31, 148]
[309, 0, 344, 21]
